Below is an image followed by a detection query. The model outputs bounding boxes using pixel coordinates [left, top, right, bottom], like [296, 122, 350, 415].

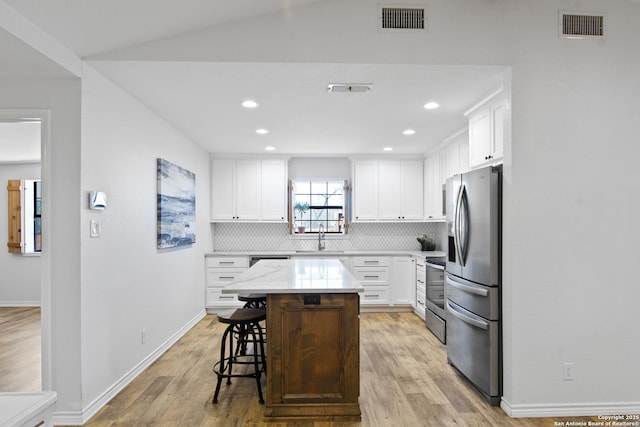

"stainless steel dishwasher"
[249, 255, 290, 267]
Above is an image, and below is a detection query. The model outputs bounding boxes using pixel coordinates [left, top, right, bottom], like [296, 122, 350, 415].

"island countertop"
[221, 258, 364, 294]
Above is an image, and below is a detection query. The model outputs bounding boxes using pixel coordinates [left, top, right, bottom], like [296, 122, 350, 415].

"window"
[292, 180, 346, 234]
[6, 179, 41, 254]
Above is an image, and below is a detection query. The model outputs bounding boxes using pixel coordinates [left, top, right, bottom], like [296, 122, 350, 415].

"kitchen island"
[222, 258, 364, 420]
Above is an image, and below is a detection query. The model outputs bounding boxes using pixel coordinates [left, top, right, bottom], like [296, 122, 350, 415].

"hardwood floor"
[0, 306, 41, 392]
[82, 312, 601, 427]
[0, 308, 602, 426]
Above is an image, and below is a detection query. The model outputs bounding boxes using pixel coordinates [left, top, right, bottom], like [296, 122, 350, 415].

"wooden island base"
[266, 293, 361, 420]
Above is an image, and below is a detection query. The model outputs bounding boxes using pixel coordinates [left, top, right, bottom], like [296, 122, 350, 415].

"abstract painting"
[157, 158, 196, 249]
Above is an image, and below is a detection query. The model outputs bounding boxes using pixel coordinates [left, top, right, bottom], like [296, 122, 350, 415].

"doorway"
[0, 110, 47, 391]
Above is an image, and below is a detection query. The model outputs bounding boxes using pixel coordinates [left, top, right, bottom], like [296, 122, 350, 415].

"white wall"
[288, 157, 351, 179]
[104, 0, 640, 416]
[0, 163, 41, 305]
[0, 77, 84, 414]
[79, 64, 211, 415]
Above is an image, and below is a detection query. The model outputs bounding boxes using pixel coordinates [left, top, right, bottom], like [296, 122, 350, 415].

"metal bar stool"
[212, 308, 266, 404]
[238, 293, 267, 310]
[237, 294, 267, 354]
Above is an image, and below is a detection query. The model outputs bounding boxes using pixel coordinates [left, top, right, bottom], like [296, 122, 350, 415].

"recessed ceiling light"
[383, 147, 393, 151]
[256, 128, 269, 135]
[403, 129, 416, 135]
[265, 146, 275, 151]
[242, 100, 259, 108]
[424, 102, 440, 110]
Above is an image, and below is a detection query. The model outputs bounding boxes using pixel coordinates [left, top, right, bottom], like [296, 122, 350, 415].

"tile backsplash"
[212, 222, 446, 252]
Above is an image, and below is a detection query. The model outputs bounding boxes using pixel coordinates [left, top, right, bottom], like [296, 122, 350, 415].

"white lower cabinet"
[350, 255, 415, 309]
[350, 256, 390, 306]
[205, 256, 249, 310]
[391, 256, 415, 306]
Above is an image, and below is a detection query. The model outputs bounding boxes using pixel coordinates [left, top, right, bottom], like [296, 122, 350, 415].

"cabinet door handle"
[219, 262, 234, 265]
[364, 294, 379, 298]
[219, 276, 235, 280]
[364, 260, 379, 264]
[364, 275, 379, 279]
[219, 295, 235, 300]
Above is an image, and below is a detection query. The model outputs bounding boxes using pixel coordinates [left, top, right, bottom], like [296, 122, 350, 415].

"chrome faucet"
[318, 224, 326, 250]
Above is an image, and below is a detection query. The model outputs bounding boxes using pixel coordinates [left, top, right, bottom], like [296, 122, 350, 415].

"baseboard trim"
[501, 398, 640, 418]
[51, 309, 207, 426]
[0, 301, 40, 307]
[360, 305, 413, 313]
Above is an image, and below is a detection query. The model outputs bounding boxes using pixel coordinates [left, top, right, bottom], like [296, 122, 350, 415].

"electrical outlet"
[141, 329, 147, 344]
[563, 362, 575, 380]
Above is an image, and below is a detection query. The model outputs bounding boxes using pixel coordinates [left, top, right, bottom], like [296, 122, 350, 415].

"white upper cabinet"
[465, 90, 507, 169]
[444, 131, 470, 180]
[234, 160, 260, 221]
[260, 159, 287, 221]
[400, 160, 424, 220]
[424, 154, 443, 220]
[353, 159, 423, 222]
[377, 161, 402, 220]
[424, 130, 469, 221]
[210, 159, 236, 220]
[210, 158, 286, 222]
[352, 160, 379, 221]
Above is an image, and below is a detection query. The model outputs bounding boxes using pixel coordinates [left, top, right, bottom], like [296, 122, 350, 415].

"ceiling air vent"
[559, 11, 606, 39]
[378, 5, 427, 32]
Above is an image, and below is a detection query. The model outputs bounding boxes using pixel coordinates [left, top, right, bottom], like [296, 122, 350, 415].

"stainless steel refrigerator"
[445, 165, 501, 405]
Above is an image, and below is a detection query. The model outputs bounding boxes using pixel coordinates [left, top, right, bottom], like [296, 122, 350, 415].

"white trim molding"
[51, 309, 206, 426]
[501, 398, 640, 418]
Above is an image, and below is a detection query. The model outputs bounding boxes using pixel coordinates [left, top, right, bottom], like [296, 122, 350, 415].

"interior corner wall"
[0, 163, 41, 305]
[79, 64, 211, 412]
[0, 77, 84, 414]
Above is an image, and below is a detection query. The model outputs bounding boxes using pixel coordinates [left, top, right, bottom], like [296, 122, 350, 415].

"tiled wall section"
[212, 222, 447, 252]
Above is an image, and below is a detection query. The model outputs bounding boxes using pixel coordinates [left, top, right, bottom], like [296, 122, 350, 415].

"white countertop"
[0, 391, 56, 427]
[207, 250, 446, 259]
[222, 258, 364, 294]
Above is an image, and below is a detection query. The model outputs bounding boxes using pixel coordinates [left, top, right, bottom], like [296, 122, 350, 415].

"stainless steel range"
[424, 257, 446, 343]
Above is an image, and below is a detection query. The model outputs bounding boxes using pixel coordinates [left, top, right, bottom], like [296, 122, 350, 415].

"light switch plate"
[90, 220, 101, 238]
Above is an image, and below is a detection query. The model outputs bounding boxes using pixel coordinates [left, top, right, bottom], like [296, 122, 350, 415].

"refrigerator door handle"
[454, 184, 465, 266]
[446, 276, 489, 297]
[446, 300, 489, 330]
[459, 185, 469, 264]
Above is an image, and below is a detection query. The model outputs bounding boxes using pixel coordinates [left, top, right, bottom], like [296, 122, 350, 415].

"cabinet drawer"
[415, 259, 426, 272]
[353, 268, 389, 284]
[416, 289, 426, 309]
[206, 256, 250, 268]
[416, 280, 426, 294]
[360, 286, 390, 305]
[352, 256, 390, 267]
[206, 288, 241, 306]
[206, 268, 246, 284]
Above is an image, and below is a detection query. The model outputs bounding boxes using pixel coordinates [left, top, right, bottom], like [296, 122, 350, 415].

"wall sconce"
[89, 191, 107, 210]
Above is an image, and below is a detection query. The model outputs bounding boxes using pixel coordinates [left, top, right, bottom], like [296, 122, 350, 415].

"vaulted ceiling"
[0, 0, 506, 160]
